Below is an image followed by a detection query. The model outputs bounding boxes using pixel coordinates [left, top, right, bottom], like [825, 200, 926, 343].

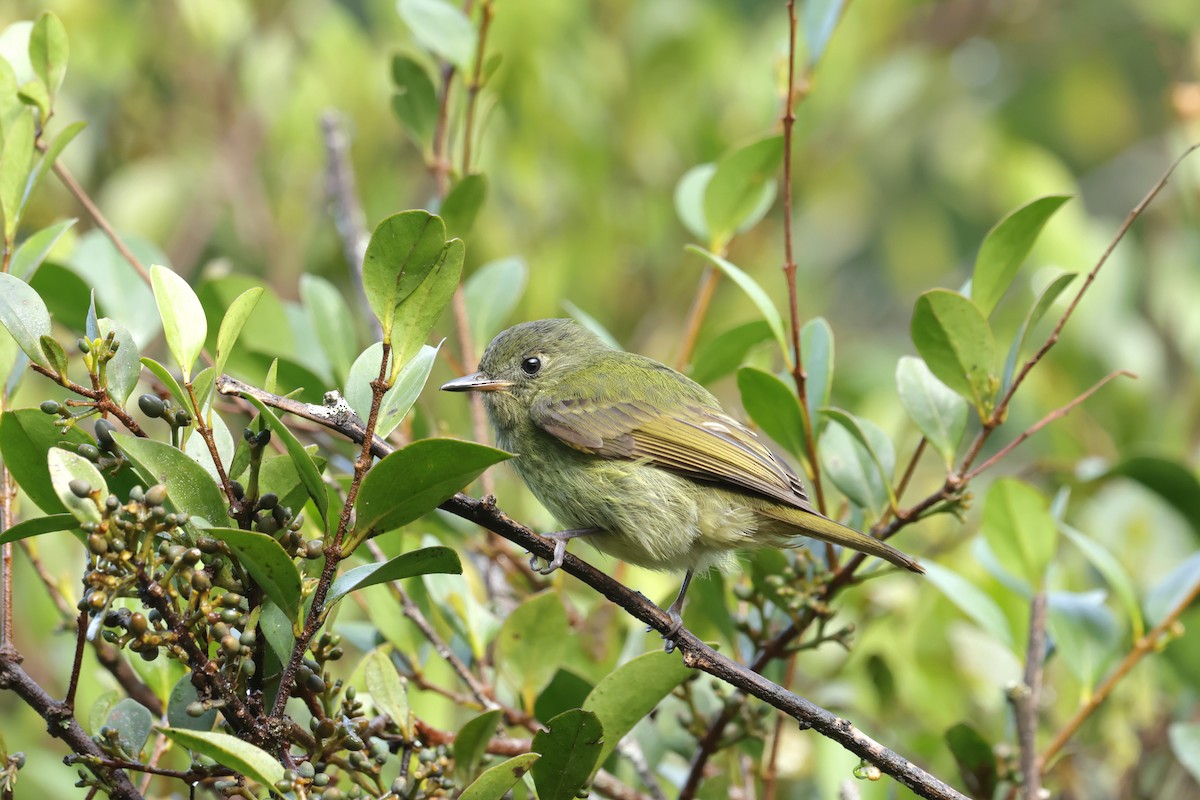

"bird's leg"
[530, 528, 599, 575]
[661, 569, 694, 654]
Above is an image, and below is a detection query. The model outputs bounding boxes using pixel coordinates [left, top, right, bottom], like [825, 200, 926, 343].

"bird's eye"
[521, 357, 542, 376]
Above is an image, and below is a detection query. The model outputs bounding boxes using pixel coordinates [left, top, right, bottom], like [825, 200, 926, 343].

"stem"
[461, 0, 495, 175]
[1016, 593, 1048, 800]
[676, 266, 721, 370]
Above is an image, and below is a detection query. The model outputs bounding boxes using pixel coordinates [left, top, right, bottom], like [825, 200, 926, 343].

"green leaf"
[686, 246, 788, 365]
[167, 674, 216, 732]
[17, 78, 49, 122]
[799, 317, 834, 421]
[495, 591, 571, 714]
[150, 264, 207, 381]
[0, 272, 51, 366]
[703, 136, 782, 247]
[105, 698, 152, 758]
[158, 729, 284, 791]
[453, 709, 503, 785]
[1048, 590, 1118, 689]
[737, 366, 806, 460]
[27, 12, 68, 103]
[110, 433, 228, 524]
[352, 439, 510, 543]
[911, 289, 996, 419]
[1001, 271, 1077, 392]
[213, 286, 264, 386]
[329, 546, 462, 606]
[981, 478, 1057, 590]
[922, 561, 1014, 648]
[674, 162, 715, 241]
[944, 722, 998, 799]
[531, 709, 604, 800]
[0, 512, 77, 545]
[0, 409, 97, 514]
[392, 238, 464, 367]
[39, 334, 67, 379]
[803, 0, 846, 66]
[299, 276, 355, 387]
[390, 55, 438, 147]
[582, 649, 692, 769]
[689, 320, 772, 385]
[1105, 456, 1200, 539]
[207, 527, 302, 623]
[361, 210, 448, 341]
[10, 217, 76, 280]
[972, 195, 1071, 317]
[440, 173, 488, 238]
[895, 355, 967, 468]
[0, 107, 34, 239]
[240, 395, 328, 527]
[398, 0, 478, 71]
[47, 448, 104, 525]
[1169, 723, 1200, 784]
[459, 753, 540, 800]
[1060, 522, 1144, 640]
[97, 317, 141, 405]
[818, 415, 891, 514]
[465, 257, 527, 356]
[363, 647, 411, 738]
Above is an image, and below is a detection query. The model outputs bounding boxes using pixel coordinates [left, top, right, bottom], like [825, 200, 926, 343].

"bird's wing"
[532, 396, 814, 510]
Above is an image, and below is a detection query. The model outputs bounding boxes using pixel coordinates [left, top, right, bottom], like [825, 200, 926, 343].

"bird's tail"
[762, 505, 924, 574]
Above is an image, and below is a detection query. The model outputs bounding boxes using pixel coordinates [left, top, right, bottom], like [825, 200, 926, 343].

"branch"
[0, 649, 142, 799]
[215, 375, 967, 800]
[319, 110, 372, 326]
[1013, 592, 1048, 800]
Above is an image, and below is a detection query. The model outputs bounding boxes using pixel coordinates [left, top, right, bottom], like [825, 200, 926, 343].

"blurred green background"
[3, 0, 1199, 797]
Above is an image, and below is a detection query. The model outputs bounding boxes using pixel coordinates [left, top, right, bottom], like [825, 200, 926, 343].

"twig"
[48, 159, 152, 286]
[1039, 575, 1200, 771]
[65, 609, 88, 709]
[461, 0, 495, 175]
[1014, 592, 1047, 800]
[964, 370, 1135, 482]
[0, 649, 143, 799]
[28, 363, 147, 437]
[319, 110, 374, 336]
[676, 266, 721, 370]
[216, 375, 967, 800]
[0, 465, 15, 653]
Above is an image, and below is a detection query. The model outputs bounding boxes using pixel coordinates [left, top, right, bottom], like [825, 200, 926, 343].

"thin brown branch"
[0, 648, 143, 799]
[48, 159, 152, 287]
[964, 370, 1135, 482]
[0, 465, 15, 651]
[1015, 592, 1047, 800]
[461, 0, 495, 175]
[319, 111, 374, 337]
[676, 265, 720, 371]
[28, 363, 148, 437]
[65, 609, 88, 709]
[1039, 575, 1200, 772]
[216, 376, 968, 800]
[186, 382, 236, 504]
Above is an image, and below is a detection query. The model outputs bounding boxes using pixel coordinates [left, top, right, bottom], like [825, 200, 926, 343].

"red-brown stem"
[186, 382, 236, 504]
[0, 464, 13, 653]
[1016, 592, 1048, 800]
[461, 0, 495, 175]
[677, 266, 721, 370]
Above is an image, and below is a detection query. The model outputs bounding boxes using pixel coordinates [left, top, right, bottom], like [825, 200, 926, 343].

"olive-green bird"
[442, 319, 922, 645]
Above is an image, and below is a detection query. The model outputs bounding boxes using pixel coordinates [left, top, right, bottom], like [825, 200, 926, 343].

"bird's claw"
[529, 538, 567, 575]
[658, 611, 685, 654]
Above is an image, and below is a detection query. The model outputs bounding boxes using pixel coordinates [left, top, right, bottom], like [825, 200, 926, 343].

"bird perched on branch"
[442, 318, 922, 648]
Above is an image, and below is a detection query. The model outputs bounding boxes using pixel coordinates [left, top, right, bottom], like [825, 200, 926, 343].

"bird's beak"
[440, 372, 513, 393]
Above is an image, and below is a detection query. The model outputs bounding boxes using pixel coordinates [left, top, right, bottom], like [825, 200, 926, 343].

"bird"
[442, 318, 922, 647]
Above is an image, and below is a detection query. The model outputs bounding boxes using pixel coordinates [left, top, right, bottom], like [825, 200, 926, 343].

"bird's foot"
[661, 609, 685, 654]
[529, 537, 568, 575]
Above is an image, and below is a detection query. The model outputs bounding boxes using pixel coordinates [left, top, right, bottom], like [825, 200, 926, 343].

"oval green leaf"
[703, 136, 782, 247]
[981, 478, 1057, 590]
[213, 286, 264, 385]
[398, 0, 478, 71]
[689, 319, 772, 385]
[0, 512, 78, 545]
[352, 438, 510, 543]
[329, 546, 462, 606]
[28, 12, 68, 102]
[97, 317, 141, 405]
[159, 728, 284, 790]
[582, 649, 692, 769]
[531, 709, 604, 800]
[454, 709, 503, 785]
[911, 288, 996, 419]
[459, 753, 540, 800]
[47, 448, 104, 525]
[972, 195, 1071, 317]
[0, 273, 52, 366]
[391, 55, 438, 146]
[105, 698, 152, 758]
[151, 264, 207, 381]
[895, 355, 967, 468]
[206, 527, 302, 623]
[363, 647, 411, 738]
[110, 432, 228, 525]
[361, 210, 448, 339]
[737, 366, 806, 461]
[440, 173, 488, 238]
[495, 591, 570, 714]
[10, 217, 76, 280]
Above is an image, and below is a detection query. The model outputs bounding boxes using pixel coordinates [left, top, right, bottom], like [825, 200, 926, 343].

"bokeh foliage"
[1, 0, 1199, 798]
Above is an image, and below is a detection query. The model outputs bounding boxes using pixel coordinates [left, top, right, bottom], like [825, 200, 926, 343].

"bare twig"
[320, 110, 373, 329]
[48, 159, 152, 286]
[0, 465, 15, 653]
[1014, 592, 1048, 800]
[461, 0, 495, 175]
[0, 649, 143, 799]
